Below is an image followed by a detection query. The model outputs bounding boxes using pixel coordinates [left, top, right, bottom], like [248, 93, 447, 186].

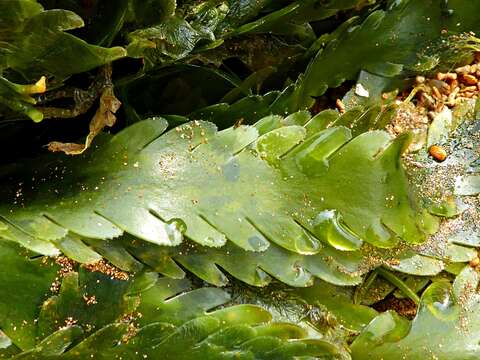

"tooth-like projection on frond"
[0, 241, 343, 359]
[0, 110, 443, 289]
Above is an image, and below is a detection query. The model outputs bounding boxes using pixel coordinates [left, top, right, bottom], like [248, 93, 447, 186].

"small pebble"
[335, 99, 346, 114]
[462, 74, 478, 85]
[416, 75, 426, 84]
[469, 257, 480, 267]
[446, 72, 457, 80]
[461, 85, 477, 92]
[456, 65, 471, 74]
[429, 145, 447, 162]
[432, 86, 442, 99]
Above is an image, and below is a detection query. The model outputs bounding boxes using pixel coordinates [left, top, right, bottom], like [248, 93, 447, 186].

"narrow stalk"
[377, 267, 420, 305]
[353, 269, 378, 305]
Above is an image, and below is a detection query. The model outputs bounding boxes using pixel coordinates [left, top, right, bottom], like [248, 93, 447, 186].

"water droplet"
[248, 235, 269, 251]
[294, 230, 322, 254]
[312, 210, 363, 251]
[165, 218, 186, 244]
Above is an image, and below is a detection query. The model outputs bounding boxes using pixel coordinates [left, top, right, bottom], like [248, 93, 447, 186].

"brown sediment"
[61, 317, 78, 329]
[387, 102, 429, 138]
[335, 98, 346, 114]
[388, 53, 480, 137]
[82, 294, 98, 305]
[121, 312, 143, 343]
[82, 259, 129, 281]
[373, 296, 418, 319]
[55, 256, 76, 275]
[50, 256, 77, 293]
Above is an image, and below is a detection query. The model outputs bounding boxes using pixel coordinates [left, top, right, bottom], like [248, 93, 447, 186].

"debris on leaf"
[47, 65, 121, 155]
[355, 83, 370, 98]
[83, 259, 129, 281]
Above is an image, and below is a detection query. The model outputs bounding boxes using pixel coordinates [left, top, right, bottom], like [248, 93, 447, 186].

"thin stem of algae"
[36, 65, 112, 119]
[403, 84, 428, 104]
[377, 268, 420, 305]
[353, 269, 378, 305]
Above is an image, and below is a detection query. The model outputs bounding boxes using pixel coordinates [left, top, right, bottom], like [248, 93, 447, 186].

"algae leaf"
[0, 0, 125, 120]
[0, 1, 126, 80]
[296, 0, 480, 108]
[127, 16, 214, 64]
[0, 112, 444, 291]
[351, 266, 480, 360]
[0, 242, 58, 350]
[0, 114, 430, 258]
[0, 241, 342, 359]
